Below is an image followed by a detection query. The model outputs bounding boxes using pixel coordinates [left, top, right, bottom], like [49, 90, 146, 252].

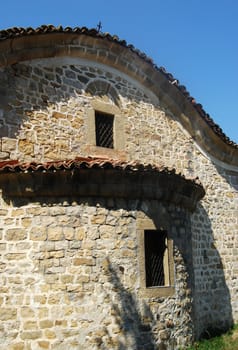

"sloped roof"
[0, 156, 205, 211]
[0, 25, 236, 150]
[0, 156, 200, 183]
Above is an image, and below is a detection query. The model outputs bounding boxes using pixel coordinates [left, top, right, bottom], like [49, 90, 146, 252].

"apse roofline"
[0, 157, 205, 212]
[0, 25, 237, 168]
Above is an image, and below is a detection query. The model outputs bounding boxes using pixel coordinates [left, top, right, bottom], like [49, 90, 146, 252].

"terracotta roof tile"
[0, 157, 205, 210]
[0, 25, 236, 149]
[0, 156, 202, 186]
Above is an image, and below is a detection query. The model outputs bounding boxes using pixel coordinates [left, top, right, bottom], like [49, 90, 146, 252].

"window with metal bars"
[144, 230, 168, 287]
[95, 111, 114, 148]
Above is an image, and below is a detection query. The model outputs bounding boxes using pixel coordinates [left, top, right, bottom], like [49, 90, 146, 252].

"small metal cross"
[96, 21, 102, 33]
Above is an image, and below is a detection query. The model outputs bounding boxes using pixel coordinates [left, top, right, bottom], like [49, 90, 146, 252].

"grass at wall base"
[183, 324, 238, 350]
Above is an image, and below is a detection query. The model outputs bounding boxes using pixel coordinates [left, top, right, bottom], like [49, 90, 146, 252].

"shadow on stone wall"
[0, 191, 234, 345]
[0, 62, 161, 141]
[214, 163, 238, 192]
[192, 203, 233, 339]
[97, 257, 157, 350]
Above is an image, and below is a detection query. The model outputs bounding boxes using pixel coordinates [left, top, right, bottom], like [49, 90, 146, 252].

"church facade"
[0, 26, 237, 349]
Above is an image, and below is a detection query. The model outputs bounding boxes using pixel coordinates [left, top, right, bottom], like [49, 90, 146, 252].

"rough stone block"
[23, 320, 38, 330]
[44, 329, 56, 339]
[18, 140, 34, 155]
[30, 227, 47, 241]
[0, 307, 17, 320]
[9, 343, 25, 350]
[64, 227, 74, 240]
[20, 331, 42, 340]
[91, 215, 106, 224]
[37, 341, 50, 349]
[6, 229, 26, 241]
[73, 257, 95, 266]
[39, 320, 54, 329]
[6, 253, 26, 260]
[75, 227, 85, 240]
[47, 227, 63, 241]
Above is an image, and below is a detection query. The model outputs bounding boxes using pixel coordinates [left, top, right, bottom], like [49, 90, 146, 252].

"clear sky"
[1, 0, 238, 143]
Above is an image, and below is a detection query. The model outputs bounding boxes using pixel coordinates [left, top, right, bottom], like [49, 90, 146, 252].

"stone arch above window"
[85, 80, 121, 107]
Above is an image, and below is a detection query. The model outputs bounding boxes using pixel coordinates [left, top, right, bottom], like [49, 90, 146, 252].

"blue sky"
[1, 0, 238, 143]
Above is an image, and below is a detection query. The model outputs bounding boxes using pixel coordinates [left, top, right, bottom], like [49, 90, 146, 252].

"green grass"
[184, 325, 238, 350]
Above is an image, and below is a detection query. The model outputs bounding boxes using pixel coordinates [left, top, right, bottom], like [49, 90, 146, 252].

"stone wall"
[191, 165, 238, 338]
[0, 57, 237, 348]
[0, 194, 194, 350]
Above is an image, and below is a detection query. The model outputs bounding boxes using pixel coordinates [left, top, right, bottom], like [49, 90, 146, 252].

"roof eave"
[0, 26, 237, 166]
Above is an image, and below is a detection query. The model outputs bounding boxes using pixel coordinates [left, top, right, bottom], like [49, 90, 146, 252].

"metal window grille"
[144, 230, 167, 287]
[95, 111, 114, 148]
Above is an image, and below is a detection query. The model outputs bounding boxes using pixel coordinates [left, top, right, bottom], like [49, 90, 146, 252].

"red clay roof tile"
[0, 156, 202, 187]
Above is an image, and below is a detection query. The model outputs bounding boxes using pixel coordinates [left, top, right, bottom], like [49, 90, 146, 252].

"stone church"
[0, 25, 237, 350]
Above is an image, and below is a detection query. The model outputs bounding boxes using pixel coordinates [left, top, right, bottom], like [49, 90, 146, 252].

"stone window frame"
[137, 217, 175, 298]
[87, 99, 125, 153]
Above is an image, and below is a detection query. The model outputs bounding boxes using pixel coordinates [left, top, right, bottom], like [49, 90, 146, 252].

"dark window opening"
[144, 230, 168, 287]
[95, 111, 114, 148]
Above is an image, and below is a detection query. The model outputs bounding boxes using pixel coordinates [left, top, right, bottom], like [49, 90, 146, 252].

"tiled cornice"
[0, 157, 205, 211]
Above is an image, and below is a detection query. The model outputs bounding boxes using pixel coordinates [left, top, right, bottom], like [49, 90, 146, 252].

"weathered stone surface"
[0, 52, 237, 350]
[0, 308, 17, 320]
[20, 331, 42, 340]
[6, 228, 27, 240]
